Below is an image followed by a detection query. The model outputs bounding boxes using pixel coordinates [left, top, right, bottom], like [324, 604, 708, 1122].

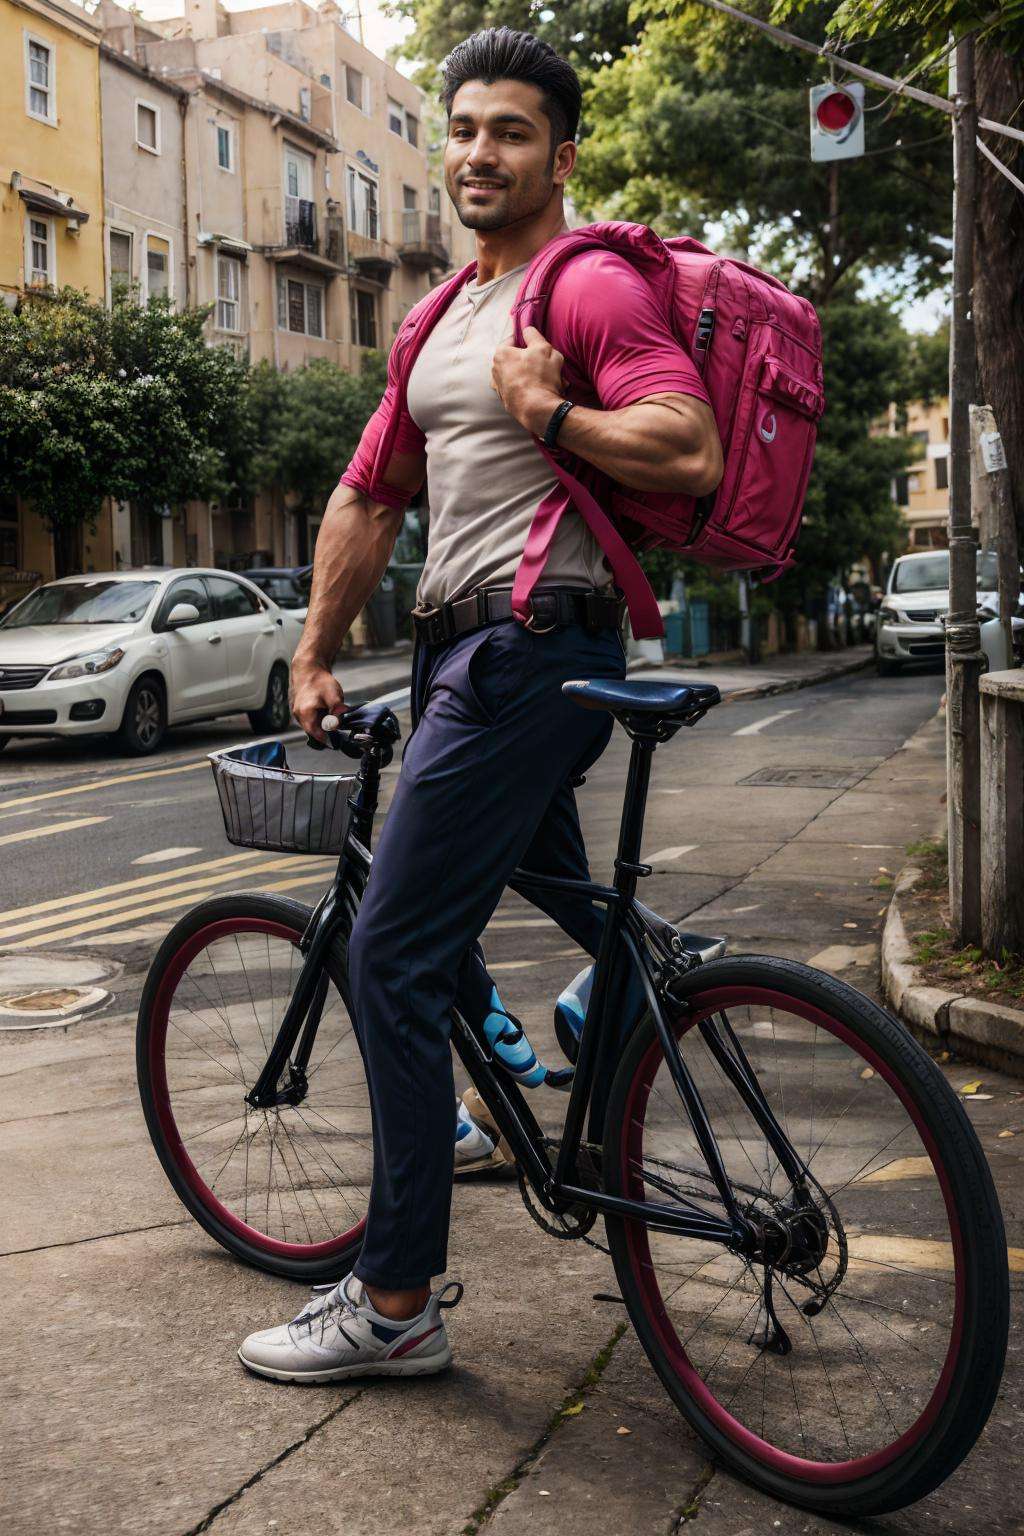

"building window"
[216, 124, 234, 172]
[350, 286, 377, 348]
[216, 254, 241, 331]
[277, 275, 323, 338]
[346, 167, 378, 239]
[109, 229, 133, 297]
[935, 455, 949, 491]
[146, 234, 170, 300]
[25, 34, 55, 124]
[429, 184, 441, 213]
[893, 473, 909, 506]
[345, 66, 366, 112]
[25, 213, 54, 287]
[405, 113, 419, 148]
[136, 100, 160, 154]
[388, 97, 403, 136]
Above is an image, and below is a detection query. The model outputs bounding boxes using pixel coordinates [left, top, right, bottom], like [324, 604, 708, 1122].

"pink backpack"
[507, 222, 825, 638]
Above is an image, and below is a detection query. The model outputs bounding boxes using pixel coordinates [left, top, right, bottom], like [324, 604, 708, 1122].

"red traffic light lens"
[816, 89, 858, 134]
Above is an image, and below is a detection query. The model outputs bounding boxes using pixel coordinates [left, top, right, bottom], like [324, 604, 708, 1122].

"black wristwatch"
[541, 398, 575, 448]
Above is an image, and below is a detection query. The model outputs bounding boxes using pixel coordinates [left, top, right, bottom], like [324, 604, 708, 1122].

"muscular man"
[239, 24, 721, 1383]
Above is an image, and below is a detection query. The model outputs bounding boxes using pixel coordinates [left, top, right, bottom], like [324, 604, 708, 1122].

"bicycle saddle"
[562, 677, 721, 723]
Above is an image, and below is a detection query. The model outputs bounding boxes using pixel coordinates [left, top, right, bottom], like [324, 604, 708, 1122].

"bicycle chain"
[516, 1140, 609, 1254]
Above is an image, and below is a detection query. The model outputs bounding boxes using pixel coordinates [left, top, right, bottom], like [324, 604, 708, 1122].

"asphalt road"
[3, 662, 1023, 1536]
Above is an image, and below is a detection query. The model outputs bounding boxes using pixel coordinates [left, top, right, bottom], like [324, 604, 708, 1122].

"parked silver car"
[874, 549, 1021, 675]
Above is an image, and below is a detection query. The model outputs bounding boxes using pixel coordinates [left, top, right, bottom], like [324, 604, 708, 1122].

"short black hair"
[440, 27, 582, 161]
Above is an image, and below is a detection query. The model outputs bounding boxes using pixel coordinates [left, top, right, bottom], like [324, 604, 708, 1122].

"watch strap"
[542, 398, 575, 449]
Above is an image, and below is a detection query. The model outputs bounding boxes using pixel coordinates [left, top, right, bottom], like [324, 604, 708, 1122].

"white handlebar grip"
[321, 714, 341, 732]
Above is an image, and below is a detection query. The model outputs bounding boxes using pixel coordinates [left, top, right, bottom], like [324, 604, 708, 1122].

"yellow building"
[880, 397, 950, 551]
[0, 0, 107, 585]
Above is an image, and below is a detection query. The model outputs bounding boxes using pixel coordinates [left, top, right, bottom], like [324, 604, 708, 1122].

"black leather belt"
[410, 584, 625, 646]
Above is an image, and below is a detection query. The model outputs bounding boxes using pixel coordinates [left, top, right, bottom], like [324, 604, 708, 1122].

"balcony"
[262, 197, 344, 277]
[393, 209, 450, 272]
[347, 228, 398, 288]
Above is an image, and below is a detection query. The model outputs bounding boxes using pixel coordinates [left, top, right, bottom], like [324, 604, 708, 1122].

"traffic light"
[809, 82, 865, 162]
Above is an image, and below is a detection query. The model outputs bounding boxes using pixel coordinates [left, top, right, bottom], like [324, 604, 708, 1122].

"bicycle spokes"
[155, 922, 372, 1252]
[623, 996, 961, 1466]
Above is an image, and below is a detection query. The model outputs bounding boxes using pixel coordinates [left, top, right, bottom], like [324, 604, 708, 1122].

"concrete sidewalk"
[627, 642, 872, 700]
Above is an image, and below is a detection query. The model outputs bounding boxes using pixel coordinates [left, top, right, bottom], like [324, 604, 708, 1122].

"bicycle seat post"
[613, 733, 658, 903]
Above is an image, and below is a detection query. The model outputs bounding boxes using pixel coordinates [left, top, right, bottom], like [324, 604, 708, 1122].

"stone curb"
[881, 865, 1024, 1073]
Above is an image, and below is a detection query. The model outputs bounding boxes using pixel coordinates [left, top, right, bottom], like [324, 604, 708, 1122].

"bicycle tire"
[137, 891, 369, 1283]
[601, 954, 1009, 1517]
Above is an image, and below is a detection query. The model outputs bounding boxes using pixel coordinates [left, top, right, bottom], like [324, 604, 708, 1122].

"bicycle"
[137, 677, 1009, 1517]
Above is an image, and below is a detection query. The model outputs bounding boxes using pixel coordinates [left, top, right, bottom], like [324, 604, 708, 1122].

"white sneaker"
[238, 1273, 463, 1384]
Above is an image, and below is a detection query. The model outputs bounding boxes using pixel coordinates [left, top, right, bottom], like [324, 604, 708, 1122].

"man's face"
[444, 78, 573, 230]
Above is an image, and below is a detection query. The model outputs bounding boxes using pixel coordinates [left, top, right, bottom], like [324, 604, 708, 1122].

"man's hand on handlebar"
[290, 659, 345, 746]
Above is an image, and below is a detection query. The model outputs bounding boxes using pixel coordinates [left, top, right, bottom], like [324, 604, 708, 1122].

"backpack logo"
[759, 412, 777, 443]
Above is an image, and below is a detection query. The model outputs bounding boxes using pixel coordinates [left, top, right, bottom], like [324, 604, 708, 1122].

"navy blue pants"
[347, 615, 628, 1289]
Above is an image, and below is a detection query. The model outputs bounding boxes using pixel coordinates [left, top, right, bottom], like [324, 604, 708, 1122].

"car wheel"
[247, 663, 291, 735]
[876, 654, 902, 677]
[0, 734, 9, 753]
[117, 677, 167, 755]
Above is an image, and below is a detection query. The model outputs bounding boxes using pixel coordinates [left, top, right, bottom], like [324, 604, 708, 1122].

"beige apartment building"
[2, 0, 474, 595]
[880, 397, 951, 551]
[98, 0, 474, 569]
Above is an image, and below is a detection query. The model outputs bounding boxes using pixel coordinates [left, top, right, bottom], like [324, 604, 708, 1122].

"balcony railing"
[393, 209, 450, 271]
[284, 195, 317, 250]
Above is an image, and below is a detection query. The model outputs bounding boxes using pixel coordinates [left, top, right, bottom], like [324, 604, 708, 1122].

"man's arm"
[532, 390, 723, 497]
[291, 449, 426, 743]
[491, 323, 722, 498]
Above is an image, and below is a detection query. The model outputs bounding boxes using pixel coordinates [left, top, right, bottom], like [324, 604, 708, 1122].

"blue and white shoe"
[238, 1272, 463, 1383]
[453, 1091, 514, 1176]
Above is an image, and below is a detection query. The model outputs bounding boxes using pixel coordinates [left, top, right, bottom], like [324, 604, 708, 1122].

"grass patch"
[911, 927, 1024, 1003]
[906, 835, 949, 893]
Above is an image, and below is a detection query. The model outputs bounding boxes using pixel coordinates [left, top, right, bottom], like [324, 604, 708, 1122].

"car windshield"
[252, 575, 308, 609]
[0, 579, 159, 627]
[893, 552, 999, 594]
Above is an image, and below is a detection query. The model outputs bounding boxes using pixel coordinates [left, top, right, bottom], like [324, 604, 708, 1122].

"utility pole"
[946, 34, 984, 946]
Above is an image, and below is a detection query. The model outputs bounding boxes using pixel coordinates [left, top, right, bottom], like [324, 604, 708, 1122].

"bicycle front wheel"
[137, 891, 372, 1282]
[602, 955, 1008, 1517]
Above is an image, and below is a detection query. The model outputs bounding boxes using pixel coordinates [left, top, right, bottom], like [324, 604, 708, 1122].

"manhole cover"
[737, 766, 868, 791]
[1, 987, 85, 1011]
[0, 950, 119, 1031]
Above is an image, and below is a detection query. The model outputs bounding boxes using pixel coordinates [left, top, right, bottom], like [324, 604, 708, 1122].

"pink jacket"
[338, 228, 711, 637]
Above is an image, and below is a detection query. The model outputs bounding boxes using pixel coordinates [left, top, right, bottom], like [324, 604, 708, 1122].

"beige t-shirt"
[406, 261, 613, 610]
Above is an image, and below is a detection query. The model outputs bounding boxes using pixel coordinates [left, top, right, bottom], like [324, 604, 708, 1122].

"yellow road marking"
[847, 1232, 1024, 1273]
[0, 757, 210, 811]
[0, 850, 267, 925]
[0, 815, 109, 847]
[1, 856, 332, 947]
[855, 1156, 935, 1185]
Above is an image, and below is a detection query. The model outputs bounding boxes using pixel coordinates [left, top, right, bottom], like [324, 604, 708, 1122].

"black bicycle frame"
[245, 722, 809, 1257]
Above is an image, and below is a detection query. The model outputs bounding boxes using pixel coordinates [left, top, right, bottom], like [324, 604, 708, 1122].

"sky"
[134, 0, 945, 331]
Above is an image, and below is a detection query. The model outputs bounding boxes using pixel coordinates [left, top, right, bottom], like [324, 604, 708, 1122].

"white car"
[875, 548, 1023, 676]
[0, 567, 299, 755]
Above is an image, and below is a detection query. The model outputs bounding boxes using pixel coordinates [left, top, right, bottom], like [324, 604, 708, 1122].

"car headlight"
[48, 646, 125, 681]
[879, 604, 902, 623]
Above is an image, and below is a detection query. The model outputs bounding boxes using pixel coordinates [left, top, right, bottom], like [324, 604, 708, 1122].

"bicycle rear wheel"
[137, 892, 371, 1282]
[602, 955, 1008, 1517]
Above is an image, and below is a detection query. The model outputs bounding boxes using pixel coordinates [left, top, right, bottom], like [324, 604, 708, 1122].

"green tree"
[777, 0, 1024, 542]
[252, 352, 390, 518]
[0, 288, 253, 573]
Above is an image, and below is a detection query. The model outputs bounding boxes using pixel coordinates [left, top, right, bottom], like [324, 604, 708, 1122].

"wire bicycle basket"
[208, 740, 354, 856]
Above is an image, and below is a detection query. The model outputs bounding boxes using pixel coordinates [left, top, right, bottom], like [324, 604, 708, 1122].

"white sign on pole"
[809, 82, 865, 162]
